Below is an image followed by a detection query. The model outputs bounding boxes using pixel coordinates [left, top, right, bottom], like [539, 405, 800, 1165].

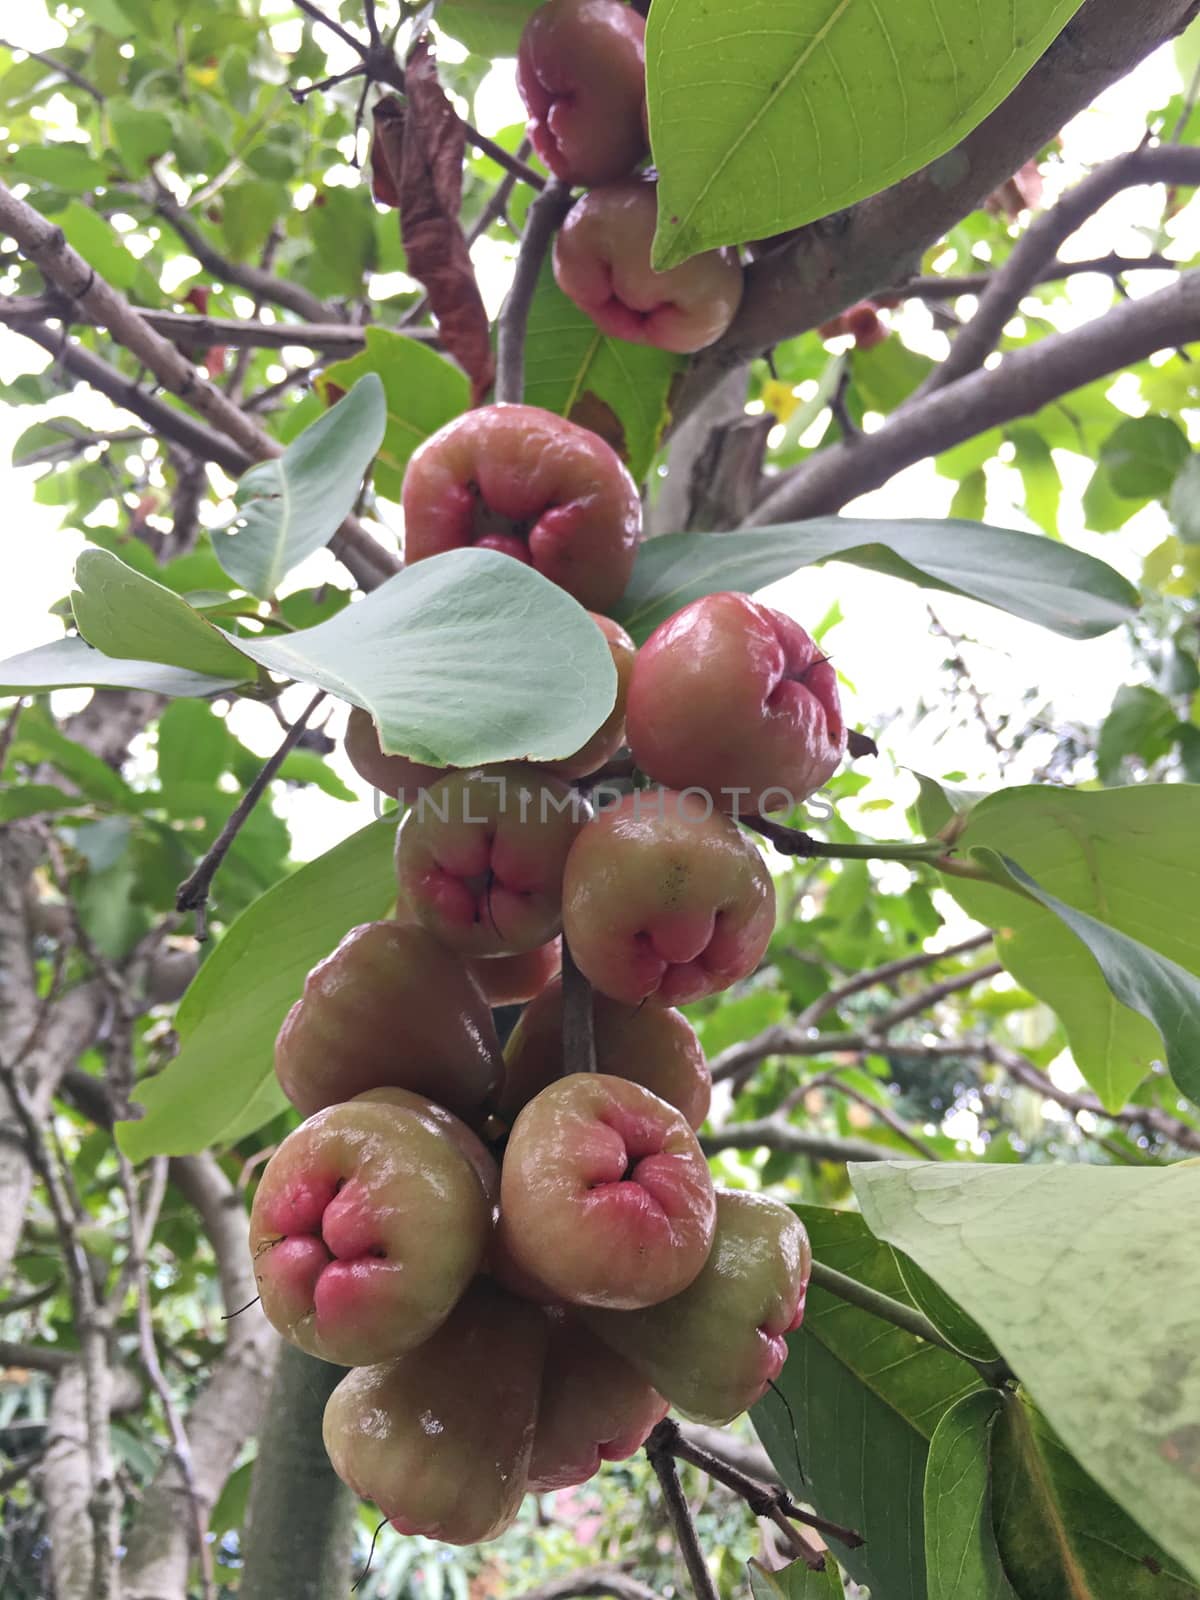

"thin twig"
[495, 179, 574, 403]
[645, 1423, 721, 1600]
[665, 1419, 861, 1551]
[888, 251, 1177, 303]
[0, 37, 104, 101]
[561, 939, 598, 1075]
[794, 931, 993, 1031]
[175, 691, 326, 936]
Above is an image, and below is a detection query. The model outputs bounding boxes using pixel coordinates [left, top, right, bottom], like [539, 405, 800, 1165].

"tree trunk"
[239, 1343, 359, 1600]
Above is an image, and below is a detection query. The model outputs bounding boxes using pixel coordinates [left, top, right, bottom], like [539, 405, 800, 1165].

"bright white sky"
[1, 15, 1197, 863]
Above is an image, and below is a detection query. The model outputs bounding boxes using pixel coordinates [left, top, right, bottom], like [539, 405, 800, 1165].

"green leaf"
[10, 706, 138, 810]
[1101, 415, 1190, 498]
[273, 748, 356, 801]
[524, 260, 683, 483]
[0, 637, 240, 698]
[949, 469, 986, 522]
[71, 552, 256, 681]
[0, 784, 81, 822]
[212, 375, 386, 599]
[924, 1390, 1017, 1600]
[853, 1161, 1200, 1587]
[748, 1555, 843, 1599]
[991, 1390, 1200, 1598]
[117, 819, 398, 1159]
[223, 549, 617, 767]
[438, 0, 540, 53]
[110, 103, 174, 171]
[1009, 425, 1062, 537]
[1169, 453, 1200, 545]
[984, 852, 1200, 1108]
[155, 701, 232, 800]
[752, 1205, 979, 1600]
[1096, 684, 1180, 783]
[895, 1254, 1001, 1366]
[612, 520, 1137, 644]
[7, 144, 108, 189]
[938, 785, 1200, 1109]
[319, 328, 469, 502]
[646, 0, 1088, 268]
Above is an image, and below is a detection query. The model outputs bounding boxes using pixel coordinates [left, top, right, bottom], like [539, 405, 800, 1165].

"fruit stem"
[645, 1422, 722, 1600]
[809, 1261, 1014, 1387]
[561, 938, 598, 1074]
[495, 178, 574, 404]
[741, 815, 1034, 894]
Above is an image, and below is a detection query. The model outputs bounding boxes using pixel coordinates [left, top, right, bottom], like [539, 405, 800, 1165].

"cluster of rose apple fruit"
[245, 0, 849, 1549]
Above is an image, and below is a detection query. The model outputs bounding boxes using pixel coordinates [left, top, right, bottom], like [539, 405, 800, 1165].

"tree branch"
[0, 184, 399, 591]
[793, 931, 993, 1032]
[515, 1567, 664, 1600]
[699, 1120, 894, 1164]
[496, 179, 574, 403]
[747, 270, 1200, 525]
[918, 143, 1200, 396]
[890, 251, 1178, 302]
[675, 0, 1200, 424]
[145, 178, 336, 323]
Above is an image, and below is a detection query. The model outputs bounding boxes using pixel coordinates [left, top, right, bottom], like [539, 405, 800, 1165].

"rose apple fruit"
[517, 0, 647, 187]
[554, 181, 743, 354]
[498, 974, 710, 1129]
[561, 789, 776, 1005]
[497, 1073, 715, 1309]
[626, 592, 846, 813]
[541, 613, 636, 780]
[401, 404, 641, 612]
[249, 1090, 496, 1366]
[323, 1280, 546, 1544]
[469, 938, 562, 1007]
[582, 1190, 811, 1424]
[343, 706, 449, 801]
[274, 922, 502, 1125]
[395, 765, 587, 957]
[528, 1314, 667, 1491]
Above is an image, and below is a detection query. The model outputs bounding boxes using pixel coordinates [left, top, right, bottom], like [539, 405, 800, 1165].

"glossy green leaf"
[924, 1390, 1017, 1600]
[991, 1390, 1199, 1598]
[319, 328, 468, 502]
[646, 0, 1088, 268]
[0, 636, 241, 698]
[71, 552, 256, 681]
[212, 375, 386, 599]
[982, 852, 1200, 1107]
[936, 785, 1200, 1109]
[117, 819, 399, 1159]
[612, 520, 1137, 643]
[224, 549, 617, 766]
[753, 1205, 979, 1600]
[1101, 415, 1190, 498]
[748, 1555, 843, 1599]
[1097, 685, 1181, 783]
[524, 261, 683, 483]
[853, 1160, 1200, 1585]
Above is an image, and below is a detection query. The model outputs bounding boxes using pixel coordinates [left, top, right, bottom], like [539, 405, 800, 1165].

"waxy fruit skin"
[582, 1190, 812, 1424]
[517, 0, 647, 188]
[401, 404, 641, 612]
[542, 613, 637, 780]
[323, 1281, 547, 1545]
[626, 592, 847, 813]
[528, 1315, 667, 1492]
[469, 938, 562, 1007]
[395, 764, 588, 957]
[499, 974, 711, 1129]
[555, 181, 744, 353]
[249, 1091, 496, 1367]
[561, 790, 776, 1005]
[274, 922, 502, 1126]
[343, 706, 449, 801]
[498, 1073, 716, 1310]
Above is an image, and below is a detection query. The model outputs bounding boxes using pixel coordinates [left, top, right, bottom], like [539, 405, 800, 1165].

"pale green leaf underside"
[613, 520, 1136, 644]
[938, 785, 1200, 1110]
[0, 635, 241, 698]
[647, 0, 1088, 268]
[117, 820, 399, 1159]
[212, 373, 386, 599]
[854, 1161, 1200, 1586]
